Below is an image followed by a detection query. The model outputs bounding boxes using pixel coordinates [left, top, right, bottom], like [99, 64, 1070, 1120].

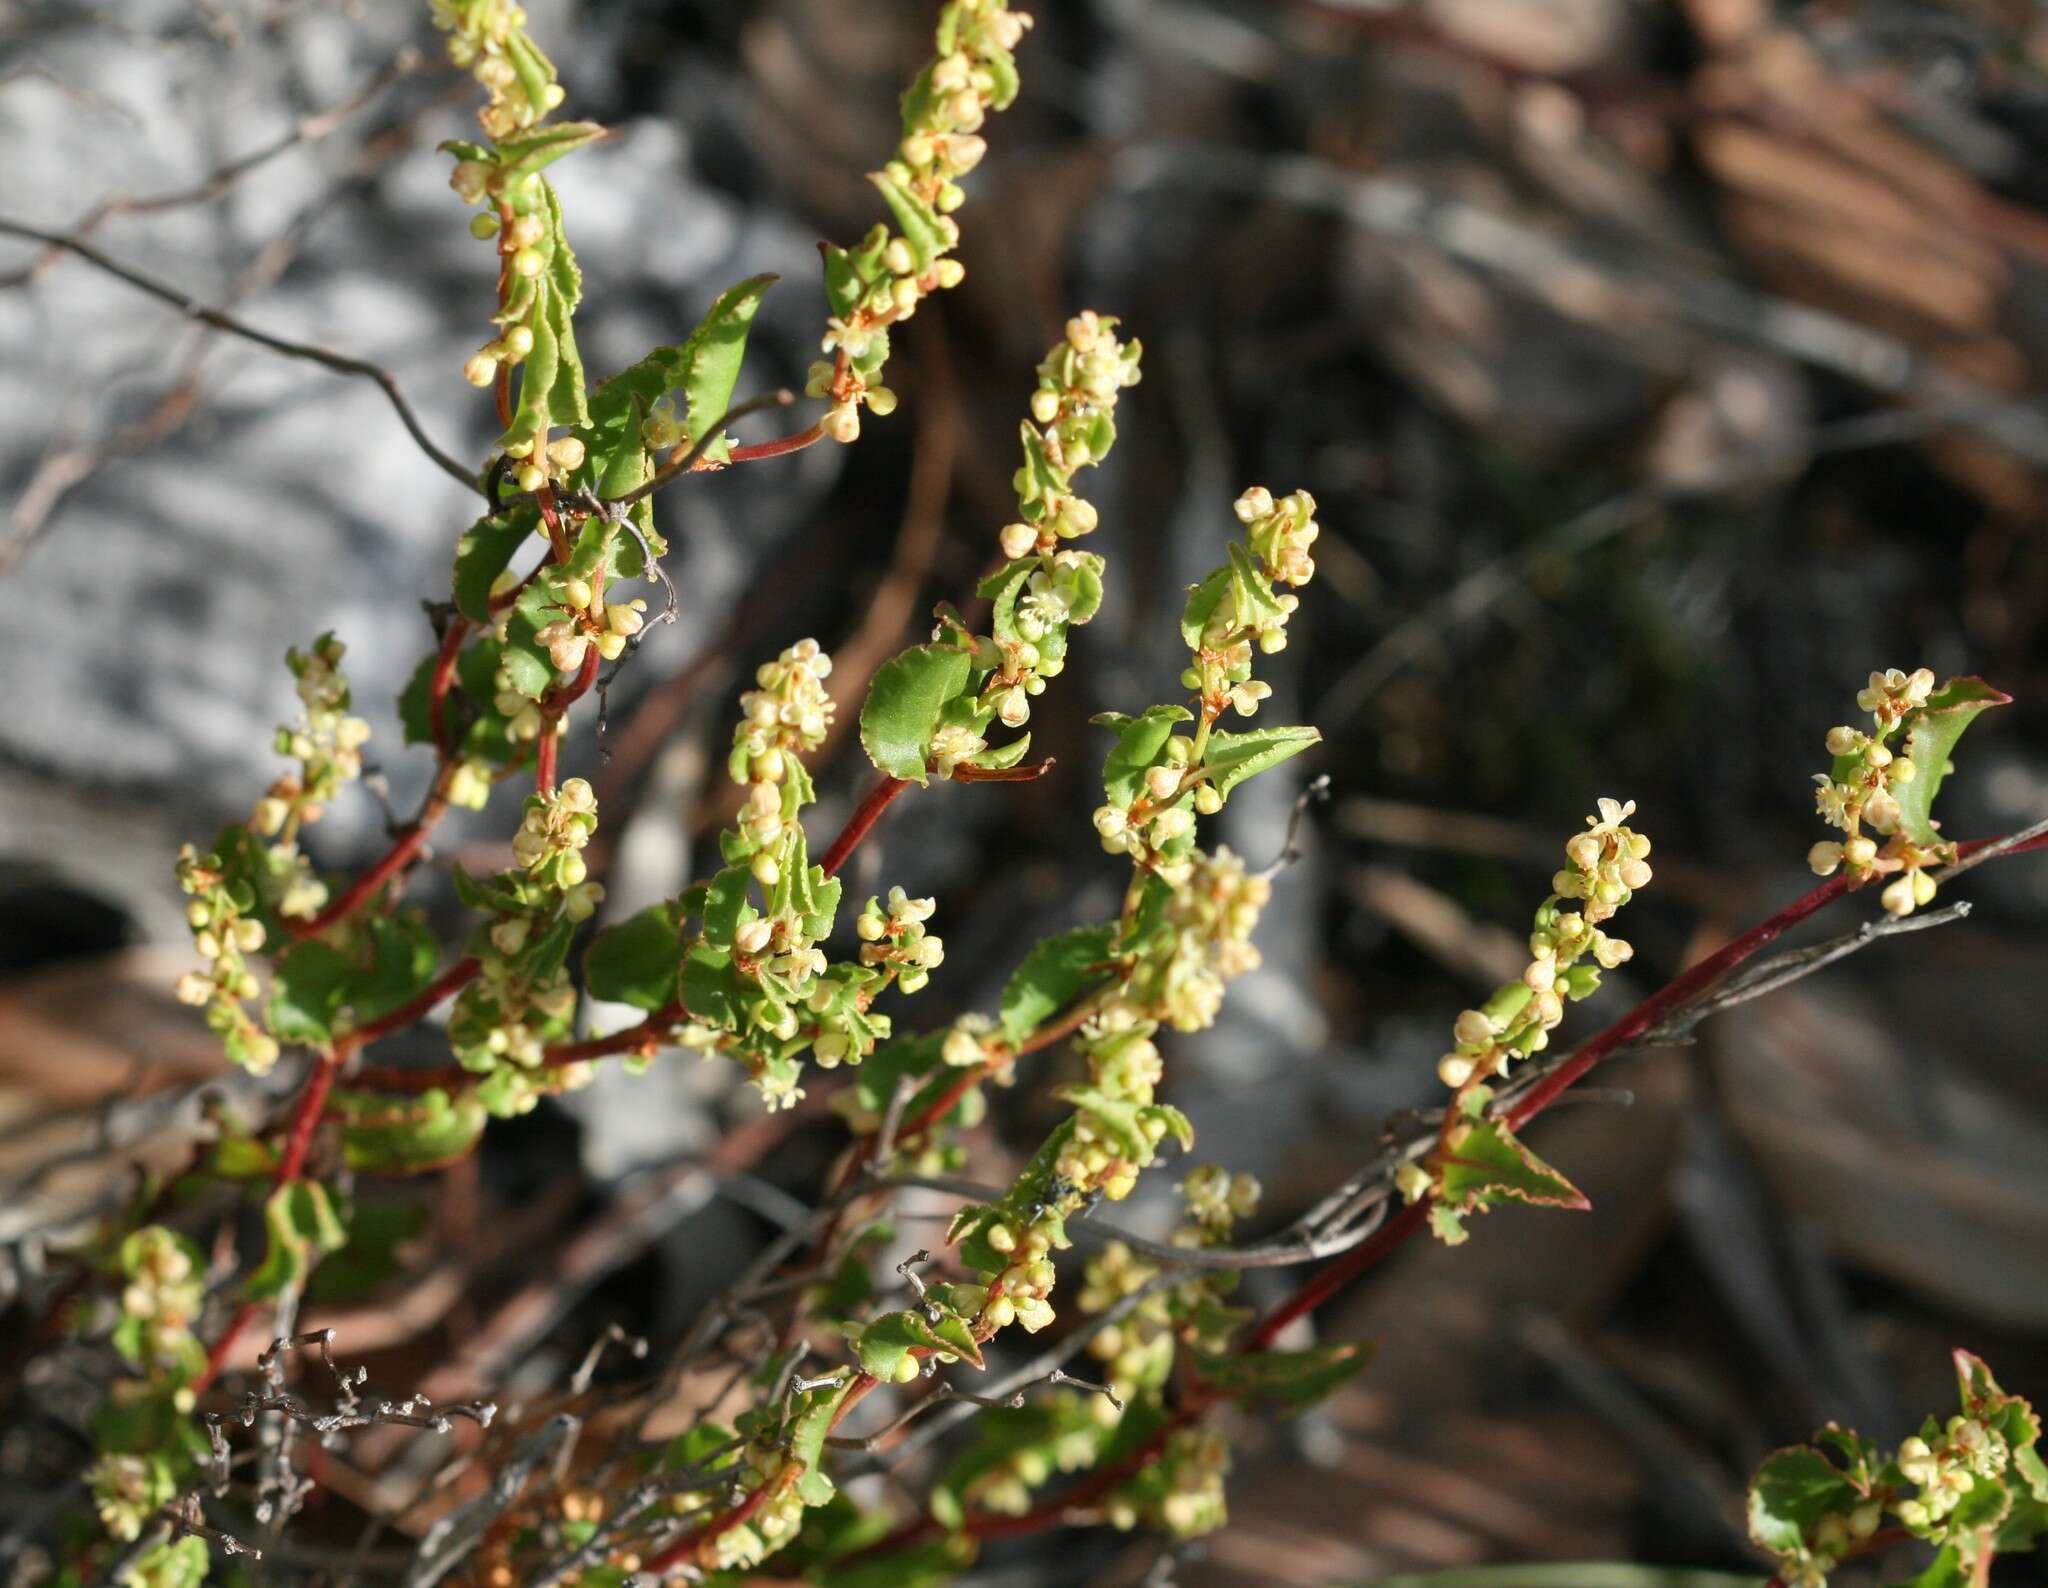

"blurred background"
[4, 1, 2048, 1583]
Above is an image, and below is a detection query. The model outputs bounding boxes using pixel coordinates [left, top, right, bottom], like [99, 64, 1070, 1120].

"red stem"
[644, 1463, 780, 1573]
[818, 776, 910, 878]
[286, 816, 439, 939]
[192, 1047, 344, 1391]
[721, 420, 826, 466]
[1246, 825, 2048, 1349]
[848, 825, 2048, 1558]
[347, 957, 480, 1053]
[534, 729, 558, 797]
[427, 616, 469, 757]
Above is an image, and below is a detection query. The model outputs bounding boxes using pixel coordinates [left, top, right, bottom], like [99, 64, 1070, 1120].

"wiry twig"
[406, 1414, 581, 1588]
[1294, 891, 1982, 1246]
[1259, 773, 1332, 879]
[875, 1277, 1178, 1472]
[570, 1323, 650, 1397]
[0, 49, 419, 291]
[0, 218, 479, 491]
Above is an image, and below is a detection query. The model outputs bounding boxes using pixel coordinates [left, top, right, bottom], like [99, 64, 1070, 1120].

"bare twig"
[0, 218, 479, 491]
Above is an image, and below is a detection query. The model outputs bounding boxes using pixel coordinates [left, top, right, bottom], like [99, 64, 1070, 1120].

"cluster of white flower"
[446, 782, 605, 1115]
[430, 0, 565, 140]
[812, 0, 1031, 440]
[88, 1452, 175, 1546]
[1133, 847, 1274, 1031]
[1430, 799, 1651, 1096]
[1110, 1427, 1231, 1537]
[536, 584, 642, 675]
[855, 887, 945, 995]
[1807, 667, 1948, 916]
[510, 778, 602, 902]
[1892, 1417, 2013, 1531]
[173, 845, 278, 1073]
[731, 639, 834, 791]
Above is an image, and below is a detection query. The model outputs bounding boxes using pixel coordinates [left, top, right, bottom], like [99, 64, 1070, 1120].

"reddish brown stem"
[644, 1463, 780, 1573]
[1246, 825, 2048, 1348]
[192, 1047, 344, 1391]
[721, 420, 826, 466]
[818, 775, 910, 878]
[347, 956, 480, 1054]
[427, 615, 469, 757]
[534, 729, 558, 797]
[285, 808, 442, 939]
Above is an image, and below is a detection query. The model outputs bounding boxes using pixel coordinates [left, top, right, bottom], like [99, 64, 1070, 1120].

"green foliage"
[332, 1088, 488, 1176]
[1895, 677, 2010, 845]
[1192, 1342, 1373, 1415]
[582, 900, 685, 1009]
[999, 923, 1116, 1043]
[860, 644, 974, 783]
[246, 1179, 348, 1300]
[1747, 1351, 2048, 1586]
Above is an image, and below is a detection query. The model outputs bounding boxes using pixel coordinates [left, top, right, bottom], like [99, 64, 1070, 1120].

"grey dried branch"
[0, 218, 479, 491]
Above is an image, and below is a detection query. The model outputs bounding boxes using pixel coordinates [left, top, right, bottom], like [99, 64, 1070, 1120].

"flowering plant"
[6, 4, 2046, 1586]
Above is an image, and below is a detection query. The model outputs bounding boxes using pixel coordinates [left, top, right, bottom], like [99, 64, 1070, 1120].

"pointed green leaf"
[869, 171, 947, 274]
[583, 901, 685, 1010]
[1181, 567, 1231, 649]
[246, 1180, 348, 1300]
[1000, 923, 1116, 1044]
[1896, 677, 2010, 844]
[1201, 724, 1321, 800]
[1192, 1341, 1374, 1415]
[1437, 1120, 1590, 1214]
[494, 120, 607, 180]
[1097, 704, 1191, 807]
[454, 508, 539, 623]
[333, 1087, 488, 1176]
[860, 644, 975, 783]
[1747, 1446, 1859, 1558]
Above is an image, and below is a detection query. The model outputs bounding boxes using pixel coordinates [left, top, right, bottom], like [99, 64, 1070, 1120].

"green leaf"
[351, 915, 440, 1026]
[1192, 1340, 1374, 1415]
[1895, 677, 2010, 844]
[860, 644, 975, 783]
[333, 1088, 488, 1176]
[454, 509, 537, 623]
[681, 943, 744, 1028]
[856, 1308, 984, 1379]
[1181, 567, 1231, 649]
[583, 901, 684, 1010]
[246, 1180, 348, 1300]
[677, 273, 775, 463]
[1887, 1545, 1968, 1588]
[999, 924, 1116, 1044]
[307, 1198, 429, 1303]
[501, 573, 569, 699]
[869, 172, 948, 274]
[1437, 1120, 1590, 1214]
[1096, 704, 1192, 806]
[493, 119, 607, 180]
[981, 558, 1036, 645]
[267, 941, 359, 1044]
[1747, 1446, 1859, 1558]
[1225, 539, 1288, 632]
[542, 183, 590, 429]
[1201, 724, 1321, 800]
[966, 735, 1031, 772]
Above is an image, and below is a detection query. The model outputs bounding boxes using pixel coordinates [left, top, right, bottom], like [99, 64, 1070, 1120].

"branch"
[0, 218, 480, 492]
